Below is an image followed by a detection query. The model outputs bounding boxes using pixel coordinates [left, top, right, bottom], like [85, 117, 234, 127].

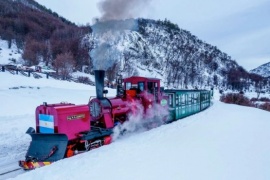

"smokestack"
[94, 70, 105, 99]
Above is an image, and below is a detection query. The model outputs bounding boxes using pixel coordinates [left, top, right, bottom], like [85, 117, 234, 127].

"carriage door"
[167, 93, 175, 121]
[168, 93, 175, 108]
[154, 82, 158, 102]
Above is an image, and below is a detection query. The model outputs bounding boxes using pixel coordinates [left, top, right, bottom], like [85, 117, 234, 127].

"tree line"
[0, 0, 91, 78]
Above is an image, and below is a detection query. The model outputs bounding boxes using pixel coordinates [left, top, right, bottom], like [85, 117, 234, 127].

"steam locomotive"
[19, 70, 212, 170]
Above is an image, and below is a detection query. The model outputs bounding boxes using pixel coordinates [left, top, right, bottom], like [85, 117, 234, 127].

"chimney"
[94, 70, 105, 99]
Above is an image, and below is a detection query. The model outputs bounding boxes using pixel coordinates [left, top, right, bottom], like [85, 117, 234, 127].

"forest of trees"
[0, 0, 91, 77]
[226, 66, 269, 92]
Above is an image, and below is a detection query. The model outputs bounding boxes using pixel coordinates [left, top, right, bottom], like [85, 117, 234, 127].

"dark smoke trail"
[98, 0, 152, 21]
[90, 42, 120, 70]
[90, 0, 152, 70]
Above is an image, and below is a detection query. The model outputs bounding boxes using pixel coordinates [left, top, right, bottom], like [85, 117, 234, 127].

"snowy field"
[0, 40, 22, 65]
[0, 70, 270, 180]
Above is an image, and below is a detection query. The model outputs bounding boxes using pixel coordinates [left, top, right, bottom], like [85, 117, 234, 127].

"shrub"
[54, 52, 75, 80]
[250, 97, 258, 101]
[220, 93, 253, 107]
[77, 76, 93, 85]
[259, 103, 270, 112]
[239, 91, 244, 95]
[259, 97, 270, 102]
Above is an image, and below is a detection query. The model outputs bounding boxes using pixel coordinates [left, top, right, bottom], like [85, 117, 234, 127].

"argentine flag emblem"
[39, 114, 54, 133]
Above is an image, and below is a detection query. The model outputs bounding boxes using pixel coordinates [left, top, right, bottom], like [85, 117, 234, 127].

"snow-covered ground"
[0, 69, 269, 180]
[0, 40, 22, 65]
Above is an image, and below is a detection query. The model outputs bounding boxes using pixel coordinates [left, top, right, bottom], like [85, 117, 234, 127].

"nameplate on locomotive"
[67, 114, 85, 120]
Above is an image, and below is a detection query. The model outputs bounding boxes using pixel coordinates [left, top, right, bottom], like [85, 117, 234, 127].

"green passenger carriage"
[164, 89, 212, 121]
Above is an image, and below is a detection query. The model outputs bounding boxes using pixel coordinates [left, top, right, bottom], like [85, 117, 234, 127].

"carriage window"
[169, 94, 173, 107]
[131, 84, 138, 89]
[194, 93, 198, 103]
[176, 95, 179, 105]
[125, 82, 131, 90]
[138, 82, 144, 91]
[181, 94, 185, 105]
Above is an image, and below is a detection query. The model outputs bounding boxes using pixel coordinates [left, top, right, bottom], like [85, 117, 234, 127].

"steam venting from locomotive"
[90, 40, 122, 71]
[90, 0, 166, 133]
[113, 101, 169, 140]
[90, 0, 152, 71]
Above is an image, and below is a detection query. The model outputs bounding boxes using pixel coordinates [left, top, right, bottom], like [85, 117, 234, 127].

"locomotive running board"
[20, 133, 68, 170]
[79, 127, 113, 141]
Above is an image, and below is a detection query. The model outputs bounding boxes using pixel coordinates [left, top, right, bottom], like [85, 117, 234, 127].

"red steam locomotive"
[19, 70, 169, 170]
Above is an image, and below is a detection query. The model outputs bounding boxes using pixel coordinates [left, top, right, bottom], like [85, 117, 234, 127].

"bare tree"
[106, 62, 119, 84]
[22, 39, 42, 66]
[54, 52, 75, 79]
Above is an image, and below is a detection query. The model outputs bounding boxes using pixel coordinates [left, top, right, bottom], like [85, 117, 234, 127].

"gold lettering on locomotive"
[67, 114, 85, 120]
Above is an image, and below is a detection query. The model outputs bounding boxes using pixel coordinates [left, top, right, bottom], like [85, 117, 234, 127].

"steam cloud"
[90, 41, 120, 70]
[90, 0, 152, 70]
[98, 0, 152, 21]
[112, 99, 169, 141]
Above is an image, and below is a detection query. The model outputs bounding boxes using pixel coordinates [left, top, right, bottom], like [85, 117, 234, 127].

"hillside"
[0, 0, 90, 68]
[250, 62, 270, 78]
[84, 19, 269, 91]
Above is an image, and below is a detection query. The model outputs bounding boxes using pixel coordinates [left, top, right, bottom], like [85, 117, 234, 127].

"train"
[19, 70, 212, 170]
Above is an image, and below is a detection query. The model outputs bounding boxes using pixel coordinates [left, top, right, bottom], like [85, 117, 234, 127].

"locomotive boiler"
[19, 70, 169, 170]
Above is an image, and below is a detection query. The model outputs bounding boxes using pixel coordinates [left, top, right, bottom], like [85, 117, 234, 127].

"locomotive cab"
[123, 76, 162, 103]
[122, 76, 169, 118]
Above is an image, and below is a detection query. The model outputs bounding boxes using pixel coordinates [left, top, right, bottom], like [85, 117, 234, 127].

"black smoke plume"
[98, 0, 152, 21]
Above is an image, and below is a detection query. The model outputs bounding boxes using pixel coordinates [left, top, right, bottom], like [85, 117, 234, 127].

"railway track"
[0, 160, 24, 180]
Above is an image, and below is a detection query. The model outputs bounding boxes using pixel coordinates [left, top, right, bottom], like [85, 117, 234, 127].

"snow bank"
[11, 100, 270, 180]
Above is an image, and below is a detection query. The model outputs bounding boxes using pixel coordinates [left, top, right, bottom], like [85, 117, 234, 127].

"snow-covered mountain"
[84, 19, 242, 88]
[1, 0, 268, 91]
[250, 62, 270, 78]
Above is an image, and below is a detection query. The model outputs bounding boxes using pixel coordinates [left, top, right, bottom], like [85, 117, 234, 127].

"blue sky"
[35, 0, 270, 70]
